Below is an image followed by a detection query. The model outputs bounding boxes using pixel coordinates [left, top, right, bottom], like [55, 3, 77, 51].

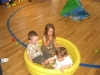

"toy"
[7, 6, 10, 8]
[12, 2, 16, 6]
[24, 37, 81, 75]
[15, 42, 18, 46]
[4, 0, 16, 8]
[60, 0, 90, 21]
[12, 37, 15, 42]
[4, 2, 11, 8]
[94, 49, 98, 53]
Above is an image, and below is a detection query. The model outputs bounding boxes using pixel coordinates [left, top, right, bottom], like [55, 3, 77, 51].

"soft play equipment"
[24, 37, 81, 75]
[60, 0, 90, 21]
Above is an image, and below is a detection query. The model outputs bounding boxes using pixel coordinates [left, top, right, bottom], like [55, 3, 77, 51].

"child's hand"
[60, 67, 64, 73]
[44, 61, 48, 64]
[41, 61, 47, 66]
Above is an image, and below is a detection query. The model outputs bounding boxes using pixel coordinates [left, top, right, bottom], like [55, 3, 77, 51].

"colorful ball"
[12, 38, 15, 42]
[94, 49, 98, 53]
[15, 42, 18, 46]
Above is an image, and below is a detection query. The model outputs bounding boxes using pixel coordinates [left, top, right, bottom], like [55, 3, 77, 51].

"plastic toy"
[12, 2, 16, 6]
[4, 0, 16, 8]
[94, 49, 98, 53]
[60, 0, 90, 21]
[15, 42, 18, 46]
[12, 37, 15, 42]
[4, 2, 11, 8]
[24, 37, 81, 75]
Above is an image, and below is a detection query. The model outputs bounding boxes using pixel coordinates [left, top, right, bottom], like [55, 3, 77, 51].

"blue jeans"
[0, 59, 3, 75]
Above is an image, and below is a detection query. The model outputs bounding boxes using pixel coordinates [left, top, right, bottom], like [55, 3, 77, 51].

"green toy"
[15, 42, 18, 46]
[94, 49, 98, 53]
[60, 0, 90, 21]
[60, 0, 80, 15]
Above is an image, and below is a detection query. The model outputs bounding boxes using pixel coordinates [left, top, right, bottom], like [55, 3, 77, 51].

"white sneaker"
[1, 58, 9, 63]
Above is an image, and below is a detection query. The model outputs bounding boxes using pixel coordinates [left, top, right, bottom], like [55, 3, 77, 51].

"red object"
[12, 38, 15, 42]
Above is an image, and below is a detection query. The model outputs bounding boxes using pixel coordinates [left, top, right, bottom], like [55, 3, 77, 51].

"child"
[0, 58, 9, 75]
[42, 23, 58, 56]
[44, 47, 73, 73]
[26, 31, 51, 65]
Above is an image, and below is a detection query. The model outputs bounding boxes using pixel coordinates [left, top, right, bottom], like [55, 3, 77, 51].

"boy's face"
[57, 56, 65, 62]
[29, 36, 38, 45]
[47, 28, 53, 36]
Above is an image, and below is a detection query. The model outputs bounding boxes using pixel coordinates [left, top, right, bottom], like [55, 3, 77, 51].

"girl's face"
[57, 56, 65, 62]
[29, 36, 38, 45]
[47, 28, 53, 36]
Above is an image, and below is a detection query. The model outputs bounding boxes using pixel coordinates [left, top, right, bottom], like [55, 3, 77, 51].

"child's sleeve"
[26, 46, 32, 58]
[67, 56, 73, 65]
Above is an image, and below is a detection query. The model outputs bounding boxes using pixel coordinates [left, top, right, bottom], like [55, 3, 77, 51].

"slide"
[60, 0, 90, 21]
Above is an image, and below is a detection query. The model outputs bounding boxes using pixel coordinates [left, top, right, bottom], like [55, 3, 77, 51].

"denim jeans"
[0, 59, 3, 75]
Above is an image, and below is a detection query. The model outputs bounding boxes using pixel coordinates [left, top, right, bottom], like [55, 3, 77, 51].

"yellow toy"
[5, 2, 11, 8]
[24, 37, 81, 75]
[7, 6, 10, 8]
[12, 2, 16, 6]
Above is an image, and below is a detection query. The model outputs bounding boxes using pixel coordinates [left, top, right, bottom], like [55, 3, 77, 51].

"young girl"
[44, 47, 73, 73]
[41, 23, 58, 56]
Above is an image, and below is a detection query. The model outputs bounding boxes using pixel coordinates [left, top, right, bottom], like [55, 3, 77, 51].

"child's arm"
[44, 56, 55, 64]
[27, 46, 34, 63]
[42, 36, 51, 46]
[60, 64, 72, 73]
[28, 56, 33, 62]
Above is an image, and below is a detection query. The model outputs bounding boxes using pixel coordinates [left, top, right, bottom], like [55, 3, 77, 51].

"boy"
[44, 47, 73, 72]
[27, 31, 51, 65]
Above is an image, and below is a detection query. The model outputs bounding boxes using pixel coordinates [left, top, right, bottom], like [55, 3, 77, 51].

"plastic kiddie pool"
[24, 37, 81, 75]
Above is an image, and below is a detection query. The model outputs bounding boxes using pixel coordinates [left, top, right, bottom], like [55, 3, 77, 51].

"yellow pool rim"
[24, 37, 81, 75]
